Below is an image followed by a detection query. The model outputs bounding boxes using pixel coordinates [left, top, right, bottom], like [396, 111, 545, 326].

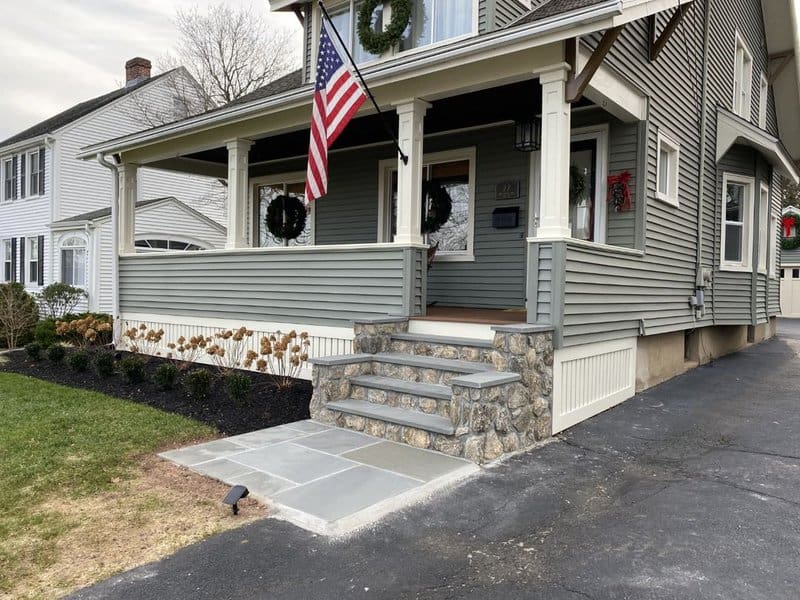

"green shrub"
[184, 368, 212, 400]
[37, 283, 88, 319]
[153, 362, 180, 390]
[224, 371, 251, 406]
[47, 344, 66, 363]
[0, 283, 39, 349]
[119, 356, 146, 384]
[93, 352, 116, 378]
[67, 351, 90, 372]
[34, 319, 58, 349]
[25, 342, 42, 360]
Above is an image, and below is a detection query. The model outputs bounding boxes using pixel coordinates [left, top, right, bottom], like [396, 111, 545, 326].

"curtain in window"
[432, 0, 471, 41]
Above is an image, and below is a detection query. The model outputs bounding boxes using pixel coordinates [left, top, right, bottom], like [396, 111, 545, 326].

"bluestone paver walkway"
[72, 320, 800, 599]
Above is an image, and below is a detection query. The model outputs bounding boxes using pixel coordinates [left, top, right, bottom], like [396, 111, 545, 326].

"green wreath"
[266, 195, 307, 241]
[357, 0, 412, 56]
[782, 236, 800, 251]
[422, 180, 453, 235]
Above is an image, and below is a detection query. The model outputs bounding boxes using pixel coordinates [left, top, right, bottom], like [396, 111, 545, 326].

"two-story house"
[0, 58, 226, 313]
[78, 0, 800, 463]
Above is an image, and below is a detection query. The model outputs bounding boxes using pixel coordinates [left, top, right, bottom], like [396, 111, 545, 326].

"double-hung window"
[400, 0, 475, 51]
[656, 131, 680, 206]
[721, 173, 754, 271]
[3, 157, 17, 201]
[2, 239, 12, 281]
[28, 149, 45, 196]
[758, 73, 768, 129]
[757, 183, 770, 273]
[733, 34, 753, 119]
[60, 237, 86, 286]
[380, 148, 475, 260]
[325, 2, 381, 64]
[27, 237, 39, 285]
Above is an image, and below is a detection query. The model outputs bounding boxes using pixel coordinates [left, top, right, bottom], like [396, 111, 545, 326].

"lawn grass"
[0, 371, 216, 597]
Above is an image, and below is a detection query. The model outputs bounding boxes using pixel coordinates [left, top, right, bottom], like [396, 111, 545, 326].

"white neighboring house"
[0, 57, 226, 313]
[780, 205, 800, 317]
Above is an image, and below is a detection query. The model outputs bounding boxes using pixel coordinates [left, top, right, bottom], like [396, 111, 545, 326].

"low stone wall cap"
[309, 353, 373, 366]
[491, 324, 554, 334]
[351, 316, 410, 325]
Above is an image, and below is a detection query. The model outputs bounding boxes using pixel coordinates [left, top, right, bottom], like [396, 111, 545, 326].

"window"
[60, 237, 86, 286]
[758, 183, 770, 273]
[2, 239, 11, 281]
[28, 149, 45, 196]
[758, 73, 768, 129]
[733, 33, 753, 119]
[27, 237, 39, 285]
[656, 131, 680, 206]
[781, 269, 785, 279]
[720, 173, 754, 271]
[252, 176, 314, 248]
[134, 239, 205, 252]
[325, 2, 381, 64]
[380, 148, 475, 260]
[3, 156, 17, 201]
[400, 0, 474, 50]
[769, 212, 778, 278]
[794, 269, 800, 279]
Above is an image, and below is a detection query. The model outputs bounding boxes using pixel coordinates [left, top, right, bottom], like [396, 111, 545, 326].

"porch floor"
[160, 420, 477, 535]
[414, 306, 527, 324]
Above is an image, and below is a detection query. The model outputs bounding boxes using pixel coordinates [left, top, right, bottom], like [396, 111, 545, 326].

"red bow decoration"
[607, 171, 632, 212]
[782, 215, 797, 237]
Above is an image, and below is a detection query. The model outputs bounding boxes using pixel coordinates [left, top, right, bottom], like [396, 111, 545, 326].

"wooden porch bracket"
[647, 3, 692, 62]
[292, 7, 305, 26]
[768, 51, 794, 85]
[565, 26, 625, 104]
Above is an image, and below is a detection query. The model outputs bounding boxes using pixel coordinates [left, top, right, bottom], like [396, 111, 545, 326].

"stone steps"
[370, 353, 494, 384]
[389, 332, 496, 363]
[349, 375, 452, 400]
[327, 399, 456, 435]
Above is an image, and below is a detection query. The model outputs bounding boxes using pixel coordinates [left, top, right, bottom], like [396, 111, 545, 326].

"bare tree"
[164, 4, 299, 109]
[784, 181, 800, 209]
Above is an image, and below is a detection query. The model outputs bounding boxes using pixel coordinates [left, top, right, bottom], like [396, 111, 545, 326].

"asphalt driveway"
[72, 321, 800, 600]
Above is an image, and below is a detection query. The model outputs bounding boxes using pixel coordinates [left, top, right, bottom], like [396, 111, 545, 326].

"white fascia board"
[577, 44, 647, 122]
[49, 220, 94, 231]
[78, 0, 689, 160]
[716, 109, 800, 184]
[0, 134, 53, 156]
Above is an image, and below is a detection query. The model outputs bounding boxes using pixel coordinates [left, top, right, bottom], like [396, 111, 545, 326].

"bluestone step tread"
[372, 352, 495, 373]
[391, 332, 494, 349]
[328, 399, 456, 435]
[349, 375, 451, 400]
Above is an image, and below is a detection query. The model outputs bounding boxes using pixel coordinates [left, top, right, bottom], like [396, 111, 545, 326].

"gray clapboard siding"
[782, 250, 800, 265]
[118, 246, 426, 327]
[606, 120, 639, 248]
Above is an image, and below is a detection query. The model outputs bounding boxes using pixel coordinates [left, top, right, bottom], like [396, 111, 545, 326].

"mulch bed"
[1, 348, 312, 436]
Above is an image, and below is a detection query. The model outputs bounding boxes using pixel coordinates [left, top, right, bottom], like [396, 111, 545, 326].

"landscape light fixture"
[223, 485, 249, 515]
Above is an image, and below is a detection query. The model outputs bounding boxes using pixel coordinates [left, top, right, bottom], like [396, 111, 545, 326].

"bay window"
[60, 236, 87, 286]
[720, 173, 754, 271]
[253, 176, 314, 247]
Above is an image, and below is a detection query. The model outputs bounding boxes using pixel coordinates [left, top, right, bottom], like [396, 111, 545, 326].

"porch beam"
[118, 163, 138, 254]
[565, 26, 624, 103]
[394, 99, 430, 246]
[647, 4, 691, 62]
[225, 139, 253, 249]
[535, 64, 572, 239]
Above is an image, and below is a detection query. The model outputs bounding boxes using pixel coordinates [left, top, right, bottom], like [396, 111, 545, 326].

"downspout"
[694, 0, 713, 314]
[96, 153, 120, 346]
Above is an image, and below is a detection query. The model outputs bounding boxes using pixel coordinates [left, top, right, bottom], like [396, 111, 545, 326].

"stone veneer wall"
[310, 319, 554, 464]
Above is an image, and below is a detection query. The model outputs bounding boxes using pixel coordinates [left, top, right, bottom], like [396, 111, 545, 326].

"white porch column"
[118, 163, 138, 254]
[535, 64, 572, 239]
[394, 99, 430, 246]
[226, 139, 253, 249]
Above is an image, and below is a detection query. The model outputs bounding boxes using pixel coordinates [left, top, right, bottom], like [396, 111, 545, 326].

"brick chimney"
[125, 57, 151, 87]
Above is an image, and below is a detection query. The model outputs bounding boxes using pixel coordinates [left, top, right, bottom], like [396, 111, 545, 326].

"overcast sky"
[0, 0, 300, 140]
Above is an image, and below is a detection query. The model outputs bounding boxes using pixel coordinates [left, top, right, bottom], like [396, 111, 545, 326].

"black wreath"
[357, 0, 412, 56]
[266, 195, 307, 241]
[422, 180, 453, 235]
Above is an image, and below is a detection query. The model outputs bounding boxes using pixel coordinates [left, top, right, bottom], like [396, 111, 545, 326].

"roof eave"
[0, 134, 54, 155]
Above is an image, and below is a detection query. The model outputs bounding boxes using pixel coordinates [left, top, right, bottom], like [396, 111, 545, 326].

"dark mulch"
[1, 348, 312, 436]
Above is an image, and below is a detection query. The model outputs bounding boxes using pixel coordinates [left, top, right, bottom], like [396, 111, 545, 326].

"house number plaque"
[495, 180, 520, 200]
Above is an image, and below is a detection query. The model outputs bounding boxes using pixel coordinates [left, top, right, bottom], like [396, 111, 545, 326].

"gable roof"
[0, 70, 177, 149]
[52, 197, 168, 224]
[514, 0, 613, 25]
[227, 69, 304, 107]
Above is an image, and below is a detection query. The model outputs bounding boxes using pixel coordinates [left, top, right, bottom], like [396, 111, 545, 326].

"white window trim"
[758, 72, 768, 130]
[720, 172, 755, 272]
[3, 156, 17, 202]
[757, 182, 770, 274]
[27, 149, 44, 198]
[1, 238, 12, 282]
[59, 234, 89, 288]
[377, 147, 477, 262]
[733, 32, 753, 119]
[655, 130, 680, 207]
[26, 236, 40, 286]
[769, 209, 779, 279]
[249, 171, 316, 247]
[571, 125, 609, 245]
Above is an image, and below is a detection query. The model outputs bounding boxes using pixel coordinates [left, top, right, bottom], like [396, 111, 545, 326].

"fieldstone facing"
[310, 319, 555, 464]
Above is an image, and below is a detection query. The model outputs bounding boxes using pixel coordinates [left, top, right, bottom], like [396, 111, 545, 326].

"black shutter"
[39, 148, 46, 195]
[19, 237, 24, 285]
[10, 238, 16, 282]
[20, 155, 26, 199]
[37, 235, 44, 285]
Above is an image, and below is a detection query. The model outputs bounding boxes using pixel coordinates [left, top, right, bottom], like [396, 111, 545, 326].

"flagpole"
[317, 0, 409, 165]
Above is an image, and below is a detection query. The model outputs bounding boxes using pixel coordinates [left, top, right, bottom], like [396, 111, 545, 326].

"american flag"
[305, 19, 367, 201]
